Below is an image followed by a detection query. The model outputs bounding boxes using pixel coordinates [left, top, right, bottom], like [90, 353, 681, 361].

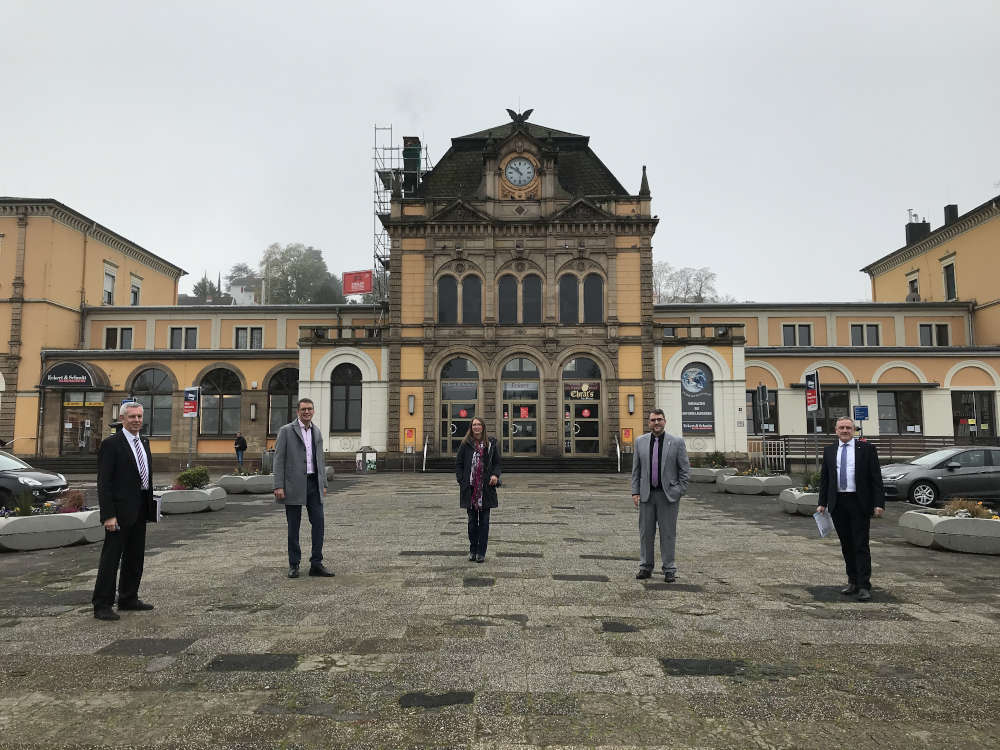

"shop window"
[437, 276, 458, 324]
[877, 391, 923, 434]
[104, 327, 132, 350]
[331, 363, 362, 433]
[559, 275, 579, 324]
[951, 391, 996, 441]
[814, 389, 850, 433]
[850, 324, 880, 346]
[200, 368, 241, 436]
[268, 367, 298, 434]
[462, 276, 482, 325]
[583, 274, 603, 323]
[919, 323, 949, 346]
[522, 274, 542, 324]
[746, 388, 779, 434]
[497, 275, 517, 324]
[132, 368, 173, 437]
[782, 324, 811, 346]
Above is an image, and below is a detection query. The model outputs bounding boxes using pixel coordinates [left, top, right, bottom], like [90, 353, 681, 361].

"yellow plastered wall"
[89, 319, 148, 349]
[745, 366, 778, 390]
[24, 220, 84, 308]
[400, 253, 425, 325]
[879, 367, 919, 383]
[13, 394, 39, 455]
[402, 204, 426, 216]
[699, 317, 758, 346]
[615, 250, 641, 324]
[950, 366, 995, 387]
[401, 346, 425, 380]
[399, 386, 424, 449]
[973, 307, 1000, 346]
[617, 385, 643, 449]
[19, 305, 82, 389]
[617, 345, 643, 379]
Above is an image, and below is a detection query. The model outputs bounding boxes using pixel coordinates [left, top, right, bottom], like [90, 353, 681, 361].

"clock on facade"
[503, 156, 536, 187]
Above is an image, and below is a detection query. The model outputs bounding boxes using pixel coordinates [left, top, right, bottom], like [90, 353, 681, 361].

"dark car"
[0, 451, 68, 508]
[881, 446, 1000, 507]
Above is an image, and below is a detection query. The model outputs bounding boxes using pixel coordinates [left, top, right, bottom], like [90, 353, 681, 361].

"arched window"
[268, 368, 298, 434]
[438, 276, 458, 324]
[331, 363, 362, 433]
[200, 368, 241, 436]
[583, 274, 603, 324]
[132, 368, 172, 437]
[522, 274, 542, 324]
[559, 275, 579, 324]
[462, 276, 482, 325]
[498, 275, 517, 324]
[562, 356, 602, 380]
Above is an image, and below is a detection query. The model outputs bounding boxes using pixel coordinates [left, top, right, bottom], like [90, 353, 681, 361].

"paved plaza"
[1, 472, 998, 749]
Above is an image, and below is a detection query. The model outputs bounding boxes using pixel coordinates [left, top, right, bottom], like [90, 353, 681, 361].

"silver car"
[881, 446, 1000, 507]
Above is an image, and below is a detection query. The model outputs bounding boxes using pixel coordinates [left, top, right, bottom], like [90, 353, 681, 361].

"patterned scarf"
[469, 441, 485, 511]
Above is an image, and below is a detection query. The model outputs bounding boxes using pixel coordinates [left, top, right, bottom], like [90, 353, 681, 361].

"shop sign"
[42, 362, 93, 388]
[564, 382, 600, 400]
[681, 362, 714, 435]
[622, 427, 633, 444]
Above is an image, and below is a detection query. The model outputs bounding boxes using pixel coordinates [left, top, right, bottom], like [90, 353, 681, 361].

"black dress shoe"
[840, 583, 859, 595]
[664, 572, 677, 583]
[468, 552, 476, 561]
[288, 566, 300, 578]
[475, 555, 485, 563]
[94, 607, 120, 621]
[635, 570, 652, 580]
[309, 564, 335, 577]
[856, 588, 872, 602]
[117, 600, 154, 611]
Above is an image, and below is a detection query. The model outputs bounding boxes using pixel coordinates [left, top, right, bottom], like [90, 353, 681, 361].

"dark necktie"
[839, 442, 848, 491]
[651, 436, 659, 488]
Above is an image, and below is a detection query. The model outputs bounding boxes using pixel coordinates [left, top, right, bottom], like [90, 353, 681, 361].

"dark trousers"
[92, 512, 147, 609]
[467, 508, 491, 557]
[831, 492, 872, 589]
[285, 474, 323, 567]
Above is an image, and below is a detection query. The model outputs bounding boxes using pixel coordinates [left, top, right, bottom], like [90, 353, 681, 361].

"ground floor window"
[877, 391, 923, 434]
[951, 391, 996, 441]
[813, 389, 850, 433]
[746, 389, 778, 434]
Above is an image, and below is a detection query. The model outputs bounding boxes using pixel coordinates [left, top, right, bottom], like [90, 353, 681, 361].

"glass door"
[60, 391, 104, 456]
[440, 399, 476, 454]
[502, 401, 538, 455]
[563, 384, 601, 455]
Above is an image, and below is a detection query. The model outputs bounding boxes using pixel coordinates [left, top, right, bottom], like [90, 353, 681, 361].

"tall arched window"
[498, 275, 517, 324]
[559, 275, 579, 324]
[132, 368, 172, 437]
[438, 276, 458, 324]
[583, 273, 604, 324]
[268, 367, 299, 434]
[523, 274, 542, 323]
[462, 276, 482, 325]
[331, 363, 362, 433]
[200, 368, 242, 436]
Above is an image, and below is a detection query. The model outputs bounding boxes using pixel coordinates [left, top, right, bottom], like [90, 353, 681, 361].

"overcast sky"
[3, 1, 998, 301]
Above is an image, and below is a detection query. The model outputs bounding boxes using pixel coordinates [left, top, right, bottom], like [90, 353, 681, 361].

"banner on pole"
[182, 387, 200, 418]
[805, 371, 821, 412]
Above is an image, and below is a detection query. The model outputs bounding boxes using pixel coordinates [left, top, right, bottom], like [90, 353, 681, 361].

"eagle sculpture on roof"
[506, 108, 533, 125]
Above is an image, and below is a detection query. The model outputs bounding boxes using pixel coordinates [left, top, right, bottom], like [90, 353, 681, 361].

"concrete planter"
[778, 488, 819, 515]
[690, 467, 736, 483]
[719, 474, 794, 495]
[205, 486, 227, 511]
[159, 489, 214, 514]
[217, 474, 274, 495]
[899, 510, 1000, 555]
[0, 511, 102, 552]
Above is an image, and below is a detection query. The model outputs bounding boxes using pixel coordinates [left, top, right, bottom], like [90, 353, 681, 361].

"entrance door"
[440, 401, 476, 454]
[60, 391, 104, 455]
[502, 401, 538, 455]
[563, 399, 601, 455]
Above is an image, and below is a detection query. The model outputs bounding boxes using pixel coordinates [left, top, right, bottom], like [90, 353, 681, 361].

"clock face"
[504, 157, 536, 187]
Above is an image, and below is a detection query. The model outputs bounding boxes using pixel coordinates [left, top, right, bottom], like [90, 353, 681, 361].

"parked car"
[881, 446, 1000, 507]
[0, 451, 68, 508]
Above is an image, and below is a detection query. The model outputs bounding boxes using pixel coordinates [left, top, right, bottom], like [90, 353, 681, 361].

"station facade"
[2, 113, 999, 466]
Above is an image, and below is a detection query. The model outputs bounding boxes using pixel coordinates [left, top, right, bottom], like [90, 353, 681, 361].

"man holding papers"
[816, 416, 885, 602]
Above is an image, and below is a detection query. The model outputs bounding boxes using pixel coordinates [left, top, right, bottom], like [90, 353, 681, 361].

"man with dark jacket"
[92, 403, 158, 621]
[234, 432, 247, 470]
[817, 416, 886, 602]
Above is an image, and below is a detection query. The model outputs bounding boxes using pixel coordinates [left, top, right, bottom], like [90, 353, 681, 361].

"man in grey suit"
[273, 397, 333, 579]
[631, 408, 690, 582]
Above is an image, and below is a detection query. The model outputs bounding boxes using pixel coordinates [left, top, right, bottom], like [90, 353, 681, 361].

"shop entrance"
[60, 391, 104, 456]
[562, 356, 602, 456]
[500, 357, 540, 456]
[439, 357, 479, 455]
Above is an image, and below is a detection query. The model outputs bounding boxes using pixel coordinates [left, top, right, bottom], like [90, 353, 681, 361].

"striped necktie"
[132, 436, 149, 489]
[839, 442, 848, 491]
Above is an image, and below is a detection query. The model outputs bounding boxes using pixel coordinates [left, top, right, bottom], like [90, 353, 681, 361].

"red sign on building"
[343, 270, 373, 295]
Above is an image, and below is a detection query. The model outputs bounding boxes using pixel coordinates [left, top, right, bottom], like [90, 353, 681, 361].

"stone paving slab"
[0, 472, 998, 749]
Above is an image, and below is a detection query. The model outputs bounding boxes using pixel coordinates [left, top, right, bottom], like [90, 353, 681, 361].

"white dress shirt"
[297, 420, 315, 474]
[835, 438, 856, 492]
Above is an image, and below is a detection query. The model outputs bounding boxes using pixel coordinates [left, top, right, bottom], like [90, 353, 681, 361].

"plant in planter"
[58, 489, 87, 513]
[14, 490, 35, 517]
[706, 451, 727, 468]
[176, 466, 210, 489]
[941, 499, 999, 520]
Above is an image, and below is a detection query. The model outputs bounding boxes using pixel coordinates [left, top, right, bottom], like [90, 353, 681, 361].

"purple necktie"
[651, 436, 659, 487]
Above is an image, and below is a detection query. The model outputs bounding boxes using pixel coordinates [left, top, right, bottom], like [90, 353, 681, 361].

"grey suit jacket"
[273, 420, 328, 505]
[631, 431, 690, 503]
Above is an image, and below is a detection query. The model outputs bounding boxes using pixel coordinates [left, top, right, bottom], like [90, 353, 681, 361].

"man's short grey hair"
[122, 402, 144, 415]
[835, 416, 855, 427]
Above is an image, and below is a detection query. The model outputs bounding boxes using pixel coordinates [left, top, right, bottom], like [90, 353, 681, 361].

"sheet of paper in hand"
[813, 510, 835, 538]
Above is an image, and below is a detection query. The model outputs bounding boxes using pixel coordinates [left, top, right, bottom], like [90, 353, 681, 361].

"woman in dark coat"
[455, 417, 502, 562]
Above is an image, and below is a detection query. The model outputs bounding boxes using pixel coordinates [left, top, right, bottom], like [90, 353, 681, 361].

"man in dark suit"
[92, 402, 158, 621]
[273, 397, 333, 579]
[817, 416, 885, 602]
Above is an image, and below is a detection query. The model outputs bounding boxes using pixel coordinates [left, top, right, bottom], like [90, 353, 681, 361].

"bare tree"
[653, 261, 731, 303]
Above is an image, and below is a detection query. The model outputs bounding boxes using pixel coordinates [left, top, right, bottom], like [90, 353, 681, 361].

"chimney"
[905, 220, 931, 245]
[944, 204, 959, 225]
[402, 136, 421, 196]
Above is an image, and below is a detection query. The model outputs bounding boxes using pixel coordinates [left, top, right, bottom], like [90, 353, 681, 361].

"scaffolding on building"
[373, 124, 432, 304]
